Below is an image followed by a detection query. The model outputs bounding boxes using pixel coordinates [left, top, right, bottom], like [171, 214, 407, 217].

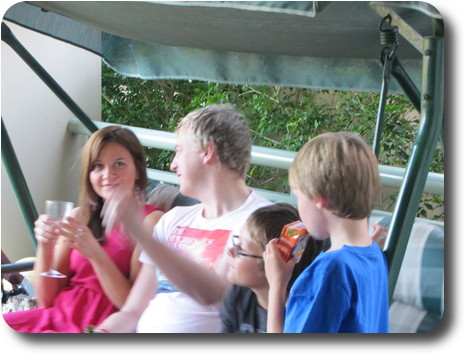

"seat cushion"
[368, 214, 444, 333]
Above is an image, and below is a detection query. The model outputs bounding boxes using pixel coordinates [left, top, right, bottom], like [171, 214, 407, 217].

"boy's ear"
[201, 141, 217, 164]
[314, 196, 329, 210]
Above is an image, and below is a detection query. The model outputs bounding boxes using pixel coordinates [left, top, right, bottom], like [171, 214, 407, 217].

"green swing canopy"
[3, 1, 439, 93]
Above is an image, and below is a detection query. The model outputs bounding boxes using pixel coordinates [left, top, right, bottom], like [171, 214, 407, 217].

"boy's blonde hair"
[289, 132, 380, 219]
[176, 104, 252, 178]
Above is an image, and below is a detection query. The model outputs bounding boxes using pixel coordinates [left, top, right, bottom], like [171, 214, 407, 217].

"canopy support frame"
[384, 36, 444, 302]
[1, 22, 99, 275]
[1, 22, 98, 133]
[369, 4, 444, 303]
[1, 118, 38, 250]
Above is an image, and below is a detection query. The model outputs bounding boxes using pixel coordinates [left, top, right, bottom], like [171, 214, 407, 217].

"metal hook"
[379, 15, 399, 59]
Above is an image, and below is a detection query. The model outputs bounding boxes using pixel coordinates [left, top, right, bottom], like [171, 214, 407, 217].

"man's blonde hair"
[177, 104, 251, 178]
[289, 132, 380, 219]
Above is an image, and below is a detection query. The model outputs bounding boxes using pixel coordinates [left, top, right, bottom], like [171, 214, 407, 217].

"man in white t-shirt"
[98, 104, 271, 333]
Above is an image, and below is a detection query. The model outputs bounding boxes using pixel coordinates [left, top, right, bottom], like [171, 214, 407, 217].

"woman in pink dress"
[3, 126, 164, 333]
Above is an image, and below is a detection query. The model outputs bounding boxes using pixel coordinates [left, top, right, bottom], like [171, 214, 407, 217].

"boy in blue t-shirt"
[264, 132, 389, 333]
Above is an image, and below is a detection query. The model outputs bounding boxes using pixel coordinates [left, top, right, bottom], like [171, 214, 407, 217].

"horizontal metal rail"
[68, 118, 444, 196]
[1, 261, 35, 275]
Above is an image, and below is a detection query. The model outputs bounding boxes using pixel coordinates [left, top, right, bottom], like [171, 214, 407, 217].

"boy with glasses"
[221, 202, 325, 333]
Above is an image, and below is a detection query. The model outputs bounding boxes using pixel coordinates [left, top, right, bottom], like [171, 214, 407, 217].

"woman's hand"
[57, 217, 102, 260]
[34, 214, 59, 246]
[33, 215, 72, 307]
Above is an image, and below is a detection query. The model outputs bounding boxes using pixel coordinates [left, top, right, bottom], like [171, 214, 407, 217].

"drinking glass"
[40, 200, 74, 278]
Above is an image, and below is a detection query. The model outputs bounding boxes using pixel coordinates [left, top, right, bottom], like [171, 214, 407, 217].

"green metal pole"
[373, 53, 392, 158]
[391, 56, 421, 112]
[1, 22, 98, 133]
[385, 37, 444, 302]
[1, 118, 38, 249]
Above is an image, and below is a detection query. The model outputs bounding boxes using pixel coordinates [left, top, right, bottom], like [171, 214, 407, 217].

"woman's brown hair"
[79, 126, 147, 241]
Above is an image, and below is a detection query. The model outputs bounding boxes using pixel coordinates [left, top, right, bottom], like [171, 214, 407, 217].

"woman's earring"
[134, 181, 143, 201]
[89, 199, 98, 212]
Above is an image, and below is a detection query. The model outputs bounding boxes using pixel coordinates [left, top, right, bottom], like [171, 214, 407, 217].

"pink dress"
[3, 205, 161, 333]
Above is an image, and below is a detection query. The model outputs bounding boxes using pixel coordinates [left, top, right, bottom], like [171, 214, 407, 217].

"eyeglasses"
[232, 235, 263, 259]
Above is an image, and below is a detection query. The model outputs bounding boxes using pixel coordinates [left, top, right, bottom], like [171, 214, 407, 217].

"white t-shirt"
[137, 190, 271, 333]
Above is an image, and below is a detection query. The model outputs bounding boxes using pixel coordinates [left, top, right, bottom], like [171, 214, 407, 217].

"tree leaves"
[102, 63, 444, 220]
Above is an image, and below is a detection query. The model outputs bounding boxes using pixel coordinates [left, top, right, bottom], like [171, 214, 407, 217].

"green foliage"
[102, 62, 444, 221]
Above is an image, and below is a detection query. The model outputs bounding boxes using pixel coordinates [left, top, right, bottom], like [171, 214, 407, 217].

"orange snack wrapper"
[277, 221, 309, 262]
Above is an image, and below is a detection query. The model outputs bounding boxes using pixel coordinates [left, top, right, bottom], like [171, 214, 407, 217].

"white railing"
[67, 118, 444, 225]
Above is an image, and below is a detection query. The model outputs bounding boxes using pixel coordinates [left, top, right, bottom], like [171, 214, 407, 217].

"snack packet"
[277, 221, 309, 262]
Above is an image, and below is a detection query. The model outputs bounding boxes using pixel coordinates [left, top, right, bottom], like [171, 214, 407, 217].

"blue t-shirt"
[284, 242, 389, 333]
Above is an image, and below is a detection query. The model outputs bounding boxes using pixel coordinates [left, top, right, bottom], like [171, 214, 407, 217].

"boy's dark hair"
[247, 202, 325, 290]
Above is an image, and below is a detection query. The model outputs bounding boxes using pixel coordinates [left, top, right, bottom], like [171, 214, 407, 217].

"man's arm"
[103, 191, 230, 305]
[135, 223, 230, 305]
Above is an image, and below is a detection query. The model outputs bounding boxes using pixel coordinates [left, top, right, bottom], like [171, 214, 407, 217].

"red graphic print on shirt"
[167, 227, 231, 269]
